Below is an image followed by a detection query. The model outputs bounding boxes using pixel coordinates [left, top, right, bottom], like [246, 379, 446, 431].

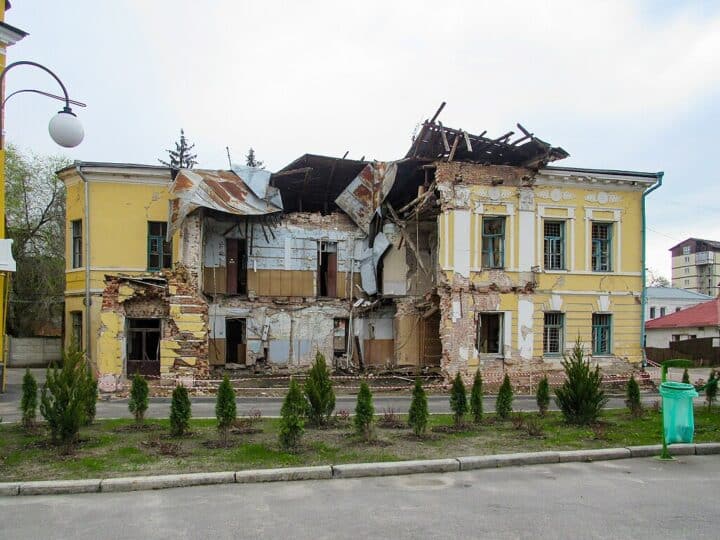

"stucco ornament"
[585, 191, 621, 204]
[536, 189, 574, 202]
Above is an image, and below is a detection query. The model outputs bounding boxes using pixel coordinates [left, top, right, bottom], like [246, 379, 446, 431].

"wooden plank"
[203, 266, 227, 294]
[463, 130, 472, 152]
[208, 339, 226, 366]
[447, 133, 460, 162]
[438, 122, 450, 152]
[327, 252, 338, 298]
[429, 101, 446, 123]
[226, 238, 239, 295]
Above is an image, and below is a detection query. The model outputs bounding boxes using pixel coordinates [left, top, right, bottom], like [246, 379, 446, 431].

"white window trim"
[537, 205, 575, 271]
[585, 207, 622, 272]
[472, 203, 515, 271]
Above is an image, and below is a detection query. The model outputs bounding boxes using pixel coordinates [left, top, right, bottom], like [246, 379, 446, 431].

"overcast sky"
[5, 1, 720, 278]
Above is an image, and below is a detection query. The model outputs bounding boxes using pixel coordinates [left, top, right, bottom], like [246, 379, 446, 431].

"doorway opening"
[318, 241, 338, 297]
[226, 318, 247, 364]
[226, 238, 248, 295]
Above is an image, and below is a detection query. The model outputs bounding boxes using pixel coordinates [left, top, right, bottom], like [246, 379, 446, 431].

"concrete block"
[494, 451, 560, 468]
[332, 459, 459, 479]
[558, 448, 632, 463]
[235, 466, 332, 483]
[19, 479, 101, 496]
[695, 442, 720, 455]
[626, 445, 663, 458]
[0, 482, 20, 496]
[457, 455, 498, 471]
[101, 471, 235, 493]
[667, 443, 696, 456]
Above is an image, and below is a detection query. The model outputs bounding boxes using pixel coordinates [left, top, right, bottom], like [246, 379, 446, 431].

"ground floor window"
[592, 313, 612, 355]
[71, 311, 82, 350]
[127, 318, 161, 376]
[477, 313, 503, 354]
[543, 312, 564, 355]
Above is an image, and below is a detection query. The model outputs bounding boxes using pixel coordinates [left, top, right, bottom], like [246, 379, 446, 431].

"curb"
[2, 443, 719, 497]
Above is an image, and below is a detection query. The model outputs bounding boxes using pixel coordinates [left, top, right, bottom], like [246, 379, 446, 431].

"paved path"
[2, 456, 719, 539]
[0, 368, 664, 422]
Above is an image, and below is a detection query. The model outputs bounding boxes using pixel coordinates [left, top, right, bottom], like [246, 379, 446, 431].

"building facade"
[670, 238, 720, 296]
[59, 116, 662, 387]
[645, 286, 711, 322]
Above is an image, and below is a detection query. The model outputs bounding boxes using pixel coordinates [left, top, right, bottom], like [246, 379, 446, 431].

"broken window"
[126, 318, 161, 376]
[543, 312, 564, 355]
[318, 241, 338, 297]
[226, 238, 248, 295]
[591, 222, 612, 272]
[482, 217, 505, 269]
[333, 318, 349, 358]
[71, 311, 82, 350]
[544, 221, 565, 270]
[226, 318, 246, 364]
[72, 220, 82, 268]
[592, 313, 612, 355]
[147, 222, 172, 271]
[477, 313, 503, 355]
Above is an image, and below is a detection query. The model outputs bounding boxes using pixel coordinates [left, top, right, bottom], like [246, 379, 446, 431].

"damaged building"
[59, 106, 662, 387]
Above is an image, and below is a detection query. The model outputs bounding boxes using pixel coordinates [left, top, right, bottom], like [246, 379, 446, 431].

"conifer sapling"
[536, 376, 550, 417]
[625, 374, 643, 418]
[279, 377, 305, 451]
[20, 368, 38, 429]
[496, 374, 514, 420]
[354, 381, 375, 441]
[128, 373, 149, 426]
[304, 352, 335, 426]
[216, 375, 237, 445]
[682, 368, 690, 384]
[554, 339, 608, 425]
[408, 378, 429, 436]
[449, 372, 468, 427]
[170, 384, 191, 436]
[706, 370, 718, 409]
[470, 369, 483, 424]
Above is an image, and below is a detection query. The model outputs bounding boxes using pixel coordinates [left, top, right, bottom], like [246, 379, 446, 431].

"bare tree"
[4, 145, 70, 336]
[647, 269, 671, 288]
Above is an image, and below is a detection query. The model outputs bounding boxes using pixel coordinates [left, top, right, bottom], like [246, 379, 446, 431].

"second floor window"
[148, 222, 172, 271]
[650, 307, 656, 319]
[482, 217, 505, 269]
[591, 222, 612, 272]
[72, 220, 82, 268]
[544, 221, 565, 270]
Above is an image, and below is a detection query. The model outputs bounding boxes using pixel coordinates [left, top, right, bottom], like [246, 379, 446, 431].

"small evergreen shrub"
[81, 364, 98, 426]
[470, 369, 483, 424]
[449, 372, 468, 426]
[354, 381, 374, 440]
[408, 378, 429, 436]
[496, 374, 514, 420]
[682, 368, 690, 384]
[216, 375, 237, 445]
[554, 340, 608, 425]
[536, 376, 550, 417]
[304, 352, 335, 427]
[128, 373, 149, 426]
[279, 377, 305, 451]
[706, 370, 718, 409]
[20, 368, 38, 429]
[625, 374, 643, 418]
[170, 384, 191, 436]
[40, 349, 87, 453]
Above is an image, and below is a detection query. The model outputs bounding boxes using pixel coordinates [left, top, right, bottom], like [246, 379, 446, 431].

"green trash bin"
[659, 381, 698, 444]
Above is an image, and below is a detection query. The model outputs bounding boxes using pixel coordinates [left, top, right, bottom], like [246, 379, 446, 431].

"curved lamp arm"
[3, 88, 86, 109]
[0, 61, 72, 110]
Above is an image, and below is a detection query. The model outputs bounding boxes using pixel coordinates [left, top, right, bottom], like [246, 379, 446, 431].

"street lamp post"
[0, 60, 85, 391]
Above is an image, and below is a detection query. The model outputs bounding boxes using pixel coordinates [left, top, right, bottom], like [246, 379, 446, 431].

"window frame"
[543, 312, 564, 355]
[481, 216, 506, 269]
[147, 221, 172, 271]
[476, 312, 504, 355]
[591, 222, 612, 272]
[544, 220, 565, 270]
[592, 313, 612, 355]
[71, 220, 82, 268]
[649, 307, 656, 319]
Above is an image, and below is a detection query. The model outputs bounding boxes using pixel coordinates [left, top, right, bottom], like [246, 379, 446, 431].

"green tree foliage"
[536, 376, 550, 417]
[554, 340, 608, 425]
[470, 369, 483, 424]
[4, 145, 70, 337]
[706, 370, 718, 409]
[449, 372, 468, 426]
[39, 348, 87, 453]
[245, 147, 264, 169]
[159, 128, 197, 169]
[81, 364, 98, 426]
[625, 374, 643, 417]
[408, 378, 429, 436]
[304, 352, 335, 426]
[128, 373, 149, 426]
[279, 377, 305, 451]
[216, 375, 237, 445]
[354, 381, 375, 440]
[496, 374, 514, 420]
[170, 385, 192, 436]
[682, 368, 690, 384]
[20, 368, 38, 429]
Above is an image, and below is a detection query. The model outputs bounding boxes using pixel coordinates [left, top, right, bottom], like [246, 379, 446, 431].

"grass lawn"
[1, 408, 718, 482]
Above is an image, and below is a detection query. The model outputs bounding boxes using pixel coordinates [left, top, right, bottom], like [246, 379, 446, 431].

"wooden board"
[203, 267, 227, 294]
[209, 339, 226, 366]
[363, 339, 395, 368]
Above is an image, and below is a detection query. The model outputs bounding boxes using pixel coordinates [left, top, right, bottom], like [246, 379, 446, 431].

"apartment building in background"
[670, 238, 720, 296]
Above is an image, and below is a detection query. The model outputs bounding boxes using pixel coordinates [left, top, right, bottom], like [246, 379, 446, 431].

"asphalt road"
[0, 368, 664, 422]
[2, 456, 719, 539]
